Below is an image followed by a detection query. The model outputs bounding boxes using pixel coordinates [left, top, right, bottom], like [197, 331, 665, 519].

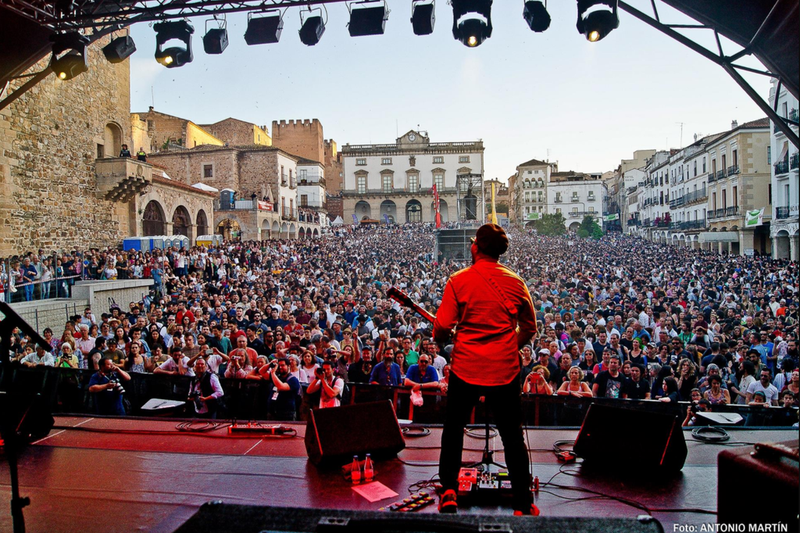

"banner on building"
[352, 214, 358, 225]
[745, 208, 764, 228]
[257, 201, 273, 211]
[432, 184, 442, 228]
[383, 213, 389, 224]
[526, 212, 541, 220]
[604, 213, 619, 221]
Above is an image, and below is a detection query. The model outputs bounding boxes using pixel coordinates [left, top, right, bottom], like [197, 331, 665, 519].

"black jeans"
[439, 372, 532, 511]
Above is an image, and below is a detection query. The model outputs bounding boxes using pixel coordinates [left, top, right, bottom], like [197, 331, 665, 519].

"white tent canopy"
[191, 183, 219, 193]
[331, 216, 344, 226]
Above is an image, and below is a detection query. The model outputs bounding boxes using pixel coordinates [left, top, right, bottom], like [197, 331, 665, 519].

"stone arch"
[216, 218, 241, 240]
[289, 223, 297, 239]
[774, 229, 791, 259]
[196, 209, 209, 237]
[104, 122, 124, 159]
[142, 200, 166, 236]
[272, 221, 280, 238]
[405, 199, 423, 223]
[172, 205, 192, 239]
[261, 219, 272, 240]
[380, 200, 397, 224]
[568, 222, 581, 232]
[354, 200, 372, 220]
[281, 222, 289, 238]
[313, 228, 319, 238]
[299, 227, 306, 239]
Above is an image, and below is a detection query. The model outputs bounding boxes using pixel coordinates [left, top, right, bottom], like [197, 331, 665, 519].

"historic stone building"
[0, 36, 216, 256]
[513, 158, 557, 226]
[133, 107, 224, 152]
[201, 117, 271, 147]
[146, 145, 323, 240]
[341, 131, 485, 225]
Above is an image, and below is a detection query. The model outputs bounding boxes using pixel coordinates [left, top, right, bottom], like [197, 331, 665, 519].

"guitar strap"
[471, 264, 518, 320]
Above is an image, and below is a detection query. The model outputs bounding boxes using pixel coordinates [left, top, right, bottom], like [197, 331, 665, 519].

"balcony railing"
[281, 207, 299, 220]
[708, 172, 717, 183]
[626, 219, 641, 226]
[727, 165, 739, 175]
[790, 108, 798, 122]
[791, 153, 799, 170]
[775, 160, 789, 175]
[716, 169, 726, 180]
[554, 198, 562, 203]
[776, 206, 790, 219]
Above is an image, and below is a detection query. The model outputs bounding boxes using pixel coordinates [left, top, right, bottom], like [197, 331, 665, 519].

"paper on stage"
[351, 482, 398, 503]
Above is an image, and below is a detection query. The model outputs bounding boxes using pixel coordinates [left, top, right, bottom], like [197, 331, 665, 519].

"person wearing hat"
[433, 223, 539, 516]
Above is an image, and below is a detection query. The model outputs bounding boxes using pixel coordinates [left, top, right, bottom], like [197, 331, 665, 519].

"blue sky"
[129, 0, 771, 181]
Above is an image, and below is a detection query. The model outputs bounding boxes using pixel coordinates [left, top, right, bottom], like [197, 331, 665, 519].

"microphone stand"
[0, 301, 51, 533]
[465, 400, 506, 472]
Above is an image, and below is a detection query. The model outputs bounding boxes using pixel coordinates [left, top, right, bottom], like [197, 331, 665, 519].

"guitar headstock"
[387, 287, 412, 307]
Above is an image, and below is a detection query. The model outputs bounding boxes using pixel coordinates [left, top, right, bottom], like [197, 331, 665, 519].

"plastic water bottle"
[350, 455, 361, 484]
[363, 453, 374, 483]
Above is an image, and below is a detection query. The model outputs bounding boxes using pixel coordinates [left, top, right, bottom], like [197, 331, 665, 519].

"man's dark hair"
[95, 337, 106, 348]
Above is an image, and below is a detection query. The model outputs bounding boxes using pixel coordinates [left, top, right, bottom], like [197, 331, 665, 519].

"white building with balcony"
[547, 172, 604, 232]
[297, 158, 329, 229]
[341, 131, 485, 224]
[514, 158, 557, 226]
[769, 79, 800, 260]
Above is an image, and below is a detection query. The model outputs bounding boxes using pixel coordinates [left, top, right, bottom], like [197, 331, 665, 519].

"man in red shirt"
[433, 224, 539, 516]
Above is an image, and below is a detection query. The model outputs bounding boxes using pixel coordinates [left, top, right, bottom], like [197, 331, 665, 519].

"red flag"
[432, 184, 442, 228]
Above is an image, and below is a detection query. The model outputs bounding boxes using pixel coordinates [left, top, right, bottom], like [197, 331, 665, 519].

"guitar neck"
[406, 302, 436, 324]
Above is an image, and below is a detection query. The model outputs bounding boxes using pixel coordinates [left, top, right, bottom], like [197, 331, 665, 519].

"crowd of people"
[5, 224, 798, 424]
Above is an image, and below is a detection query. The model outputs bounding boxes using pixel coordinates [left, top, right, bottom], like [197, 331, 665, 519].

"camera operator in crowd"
[306, 359, 344, 408]
[261, 358, 300, 420]
[88, 357, 131, 415]
[187, 358, 223, 419]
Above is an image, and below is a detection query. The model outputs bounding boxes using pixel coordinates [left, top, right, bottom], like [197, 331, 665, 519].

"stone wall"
[202, 118, 271, 147]
[72, 278, 153, 317]
[271, 119, 324, 163]
[0, 35, 133, 256]
[324, 139, 344, 195]
[9, 298, 90, 336]
[148, 147, 239, 190]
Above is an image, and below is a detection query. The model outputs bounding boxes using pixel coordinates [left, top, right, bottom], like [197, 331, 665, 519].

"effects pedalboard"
[228, 423, 292, 435]
[457, 467, 513, 498]
[378, 491, 436, 513]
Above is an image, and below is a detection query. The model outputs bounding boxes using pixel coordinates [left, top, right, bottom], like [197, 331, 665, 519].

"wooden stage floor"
[0, 415, 794, 532]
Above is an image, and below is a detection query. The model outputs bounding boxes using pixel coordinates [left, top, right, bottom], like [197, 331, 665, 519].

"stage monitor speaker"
[573, 403, 687, 473]
[174, 502, 665, 533]
[305, 400, 405, 466]
[0, 391, 54, 443]
[718, 440, 798, 532]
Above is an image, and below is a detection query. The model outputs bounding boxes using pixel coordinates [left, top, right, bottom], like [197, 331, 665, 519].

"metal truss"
[0, 0, 352, 34]
[1, 0, 797, 148]
[618, 0, 799, 149]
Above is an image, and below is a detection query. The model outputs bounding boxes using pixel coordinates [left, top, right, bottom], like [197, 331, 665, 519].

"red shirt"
[433, 256, 537, 386]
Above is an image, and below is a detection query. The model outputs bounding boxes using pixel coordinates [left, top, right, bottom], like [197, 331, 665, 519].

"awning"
[699, 231, 738, 243]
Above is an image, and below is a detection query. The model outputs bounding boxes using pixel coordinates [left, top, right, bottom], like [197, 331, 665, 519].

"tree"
[533, 213, 566, 236]
[577, 215, 603, 240]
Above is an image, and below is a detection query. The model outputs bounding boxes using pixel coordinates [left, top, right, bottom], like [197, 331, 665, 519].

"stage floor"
[0, 415, 795, 532]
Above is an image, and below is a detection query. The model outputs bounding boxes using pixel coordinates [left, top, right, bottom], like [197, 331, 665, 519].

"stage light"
[203, 19, 229, 54]
[50, 32, 89, 81]
[154, 20, 194, 68]
[523, 1, 550, 33]
[411, 0, 435, 36]
[451, 0, 493, 48]
[299, 8, 326, 46]
[576, 0, 618, 42]
[245, 11, 284, 45]
[102, 35, 136, 63]
[347, 1, 390, 37]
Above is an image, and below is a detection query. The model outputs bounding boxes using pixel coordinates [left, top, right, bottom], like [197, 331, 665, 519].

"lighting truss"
[617, 1, 799, 149]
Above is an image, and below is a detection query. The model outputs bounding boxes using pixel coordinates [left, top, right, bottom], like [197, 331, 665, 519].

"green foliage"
[577, 215, 603, 240]
[533, 212, 566, 236]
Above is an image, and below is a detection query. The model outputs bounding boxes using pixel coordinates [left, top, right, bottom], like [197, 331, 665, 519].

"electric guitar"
[387, 287, 436, 324]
